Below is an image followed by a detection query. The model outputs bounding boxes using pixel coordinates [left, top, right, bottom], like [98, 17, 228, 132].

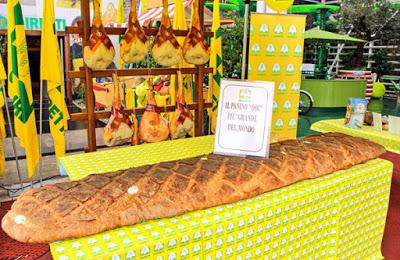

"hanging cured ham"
[120, 0, 149, 64]
[139, 78, 170, 142]
[103, 74, 133, 146]
[170, 71, 193, 139]
[84, 0, 115, 70]
[151, 0, 182, 67]
[182, 0, 210, 65]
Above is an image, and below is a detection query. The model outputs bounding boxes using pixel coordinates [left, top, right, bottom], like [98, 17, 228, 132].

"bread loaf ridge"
[2, 133, 386, 243]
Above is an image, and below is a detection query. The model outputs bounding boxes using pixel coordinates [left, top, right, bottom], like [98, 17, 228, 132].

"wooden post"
[81, 0, 97, 152]
[64, 35, 72, 104]
[195, 66, 204, 136]
[194, 0, 205, 136]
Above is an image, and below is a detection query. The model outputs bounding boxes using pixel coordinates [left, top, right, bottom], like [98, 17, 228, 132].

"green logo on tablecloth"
[266, 43, 276, 56]
[75, 251, 86, 260]
[250, 24, 254, 36]
[277, 82, 287, 94]
[126, 250, 135, 259]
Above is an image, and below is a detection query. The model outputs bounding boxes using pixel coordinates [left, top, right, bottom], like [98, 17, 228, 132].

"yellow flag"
[117, 0, 125, 68]
[141, 0, 147, 12]
[0, 57, 6, 176]
[209, 0, 223, 133]
[171, 0, 195, 136]
[0, 56, 6, 80]
[8, 0, 40, 178]
[41, 0, 70, 162]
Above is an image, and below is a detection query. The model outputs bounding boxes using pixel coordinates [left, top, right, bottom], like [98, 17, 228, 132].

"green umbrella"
[304, 28, 367, 43]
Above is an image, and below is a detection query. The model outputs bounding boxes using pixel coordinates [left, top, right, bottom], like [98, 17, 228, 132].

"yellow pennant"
[209, 0, 223, 133]
[0, 60, 6, 176]
[8, 0, 40, 177]
[41, 0, 70, 162]
[0, 56, 6, 80]
[171, 0, 195, 136]
[265, 0, 294, 12]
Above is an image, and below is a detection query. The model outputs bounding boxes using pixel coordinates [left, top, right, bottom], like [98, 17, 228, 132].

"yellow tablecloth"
[54, 137, 393, 260]
[311, 119, 400, 154]
[59, 136, 215, 181]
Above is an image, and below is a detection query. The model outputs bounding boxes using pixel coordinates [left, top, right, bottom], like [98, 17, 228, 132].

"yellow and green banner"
[0, 56, 6, 176]
[209, 0, 222, 134]
[248, 13, 305, 142]
[41, 0, 70, 162]
[8, 0, 40, 178]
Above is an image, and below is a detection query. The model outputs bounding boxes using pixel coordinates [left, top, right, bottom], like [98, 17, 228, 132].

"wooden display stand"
[65, 0, 213, 152]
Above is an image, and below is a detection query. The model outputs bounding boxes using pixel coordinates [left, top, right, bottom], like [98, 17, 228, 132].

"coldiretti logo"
[274, 24, 283, 35]
[239, 88, 252, 102]
[280, 44, 289, 56]
[273, 101, 278, 112]
[275, 119, 284, 129]
[272, 64, 281, 74]
[277, 82, 287, 94]
[251, 43, 261, 55]
[286, 64, 295, 74]
[266, 43, 275, 55]
[283, 100, 292, 112]
[291, 82, 300, 93]
[259, 24, 269, 35]
[257, 63, 267, 73]
[288, 25, 297, 36]
[289, 119, 297, 129]
[250, 24, 254, 35]
[294, 45, 303, 55]
[0, 15, 66, 31]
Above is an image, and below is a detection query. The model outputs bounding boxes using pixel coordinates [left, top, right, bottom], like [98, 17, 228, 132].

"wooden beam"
[65, 26, 214, 37]
[81, 0, 97, 152]
[67, 67, 214, 79]
[70, 102, 213, 121]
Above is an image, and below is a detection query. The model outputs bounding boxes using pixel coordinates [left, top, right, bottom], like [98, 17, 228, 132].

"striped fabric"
[337, 70, 373, 100]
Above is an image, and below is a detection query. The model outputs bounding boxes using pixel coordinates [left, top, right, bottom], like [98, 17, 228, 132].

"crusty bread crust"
[2, 133, 386, 243]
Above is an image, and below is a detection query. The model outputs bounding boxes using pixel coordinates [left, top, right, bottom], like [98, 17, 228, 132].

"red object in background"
[0, 153, 399, 259]
[0, 201, 49, 259]
[153, 81, 164, 92]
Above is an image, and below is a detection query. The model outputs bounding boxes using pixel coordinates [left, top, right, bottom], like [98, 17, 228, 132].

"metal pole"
[1, 80, 24, 189]
[241, 2, 250, 80]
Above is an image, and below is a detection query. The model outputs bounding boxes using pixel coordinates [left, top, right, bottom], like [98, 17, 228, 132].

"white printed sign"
[214, 80, 275, 157]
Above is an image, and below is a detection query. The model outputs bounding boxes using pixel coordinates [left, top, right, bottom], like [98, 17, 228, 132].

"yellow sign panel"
[266, 0, 294, 12]
[248, 13, 305, 142]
